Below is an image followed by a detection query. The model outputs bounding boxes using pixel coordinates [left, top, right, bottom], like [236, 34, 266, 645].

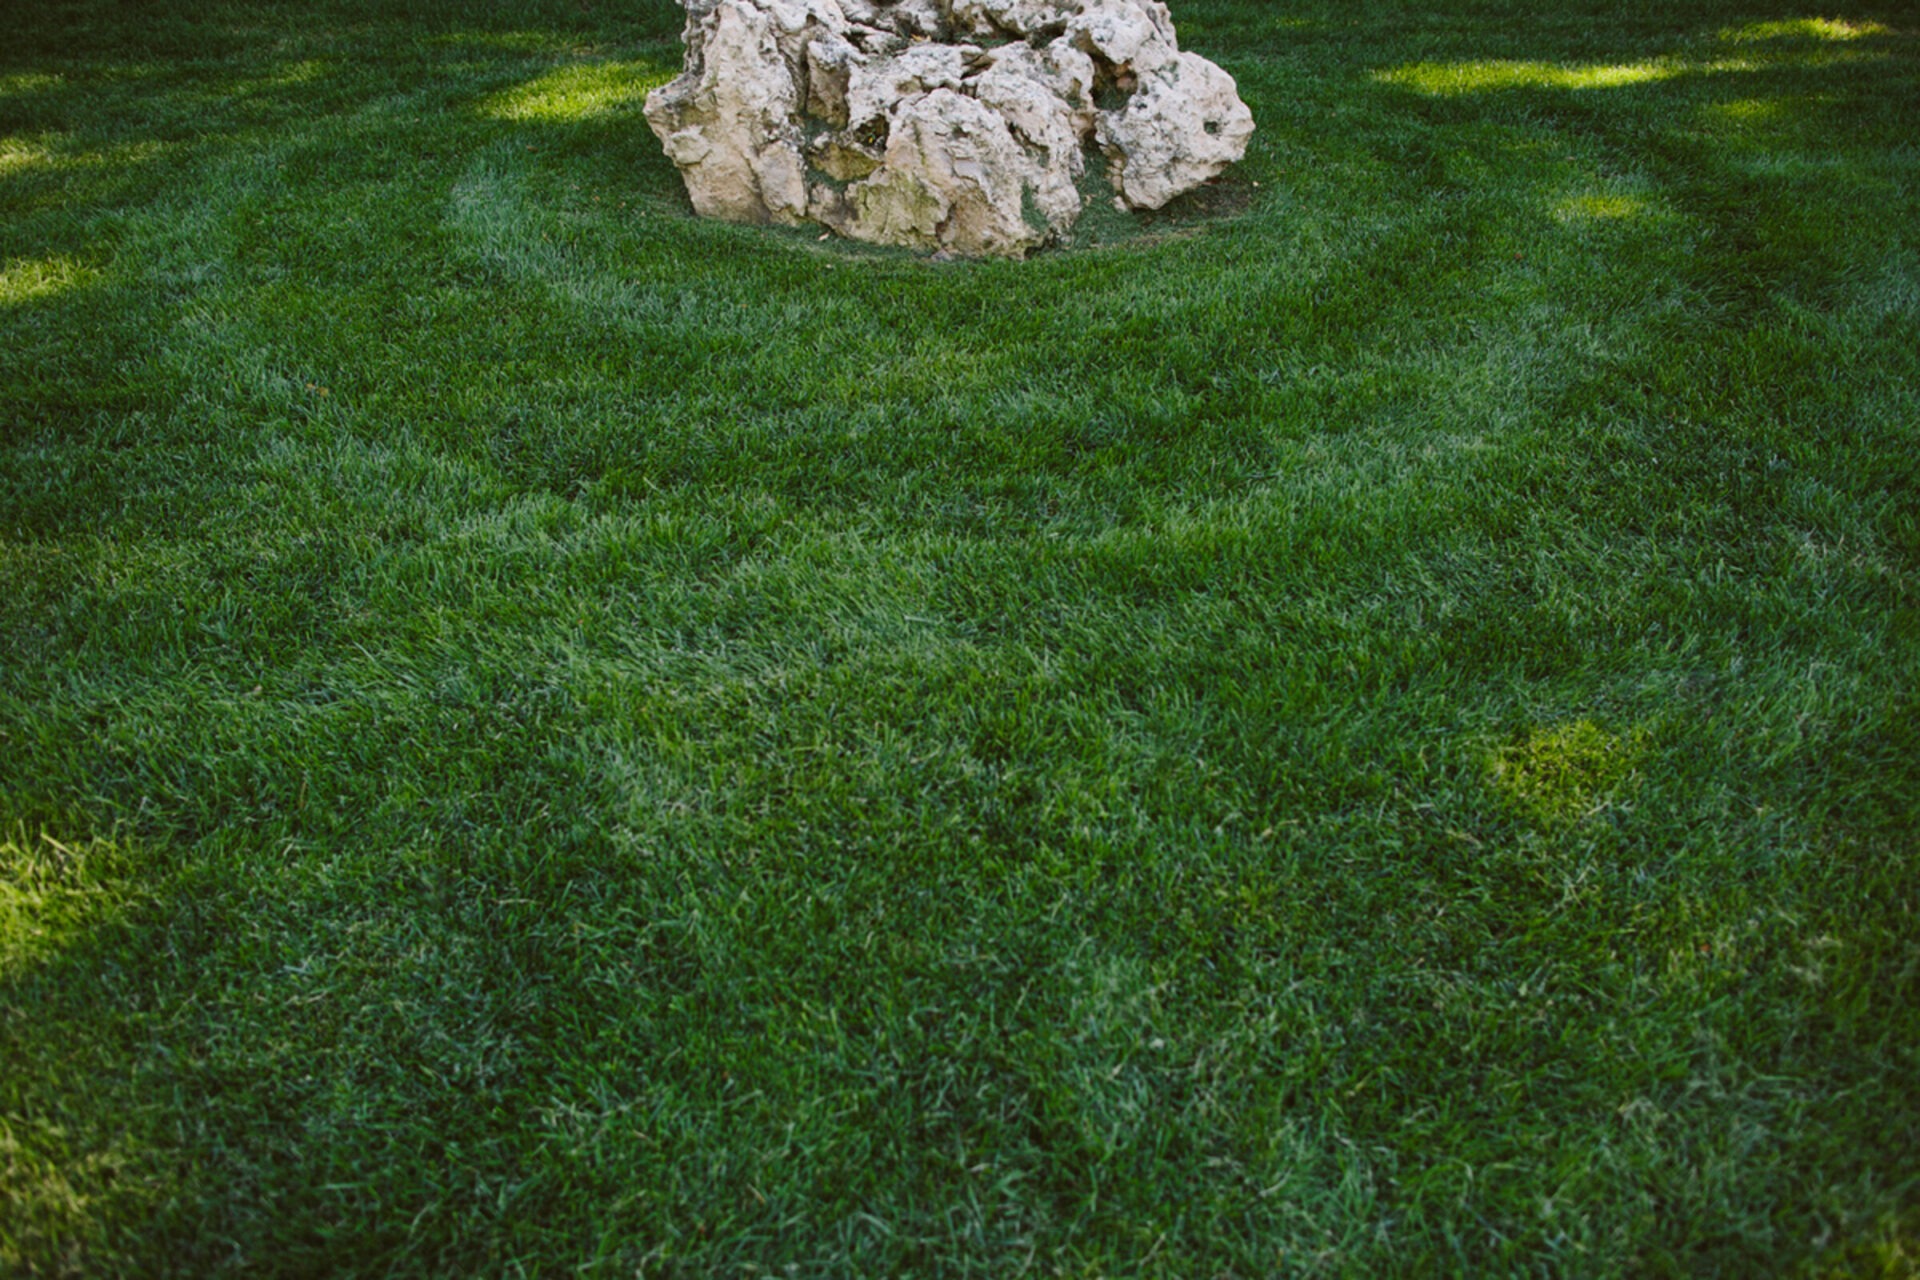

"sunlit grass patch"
[1542, 168, 1681, 235]
[1721, 17, 1891, 43]
[0, 255, 102, 306]
[0, 136, 173, 193]
[477, 60, 675, 123]
[235, 58, 335, 92]
[0, 827, 146, 978]
[0, 72, 62, 96]
[431, 30, 582, 53]
[1489, 720, 1649, 826]
[0, 136, 57, 176]
[0, 825, 165, 1274]
[1552, 192, 1651, 222]
[1805, 1205, 1920, 1278]
[1376, 45, 1886, 97]
[1704, 96, 1793, 125]
[0, 1114, 146, 1280]
[91, 63, 166, 85]
[1374, 58, 1683, 96]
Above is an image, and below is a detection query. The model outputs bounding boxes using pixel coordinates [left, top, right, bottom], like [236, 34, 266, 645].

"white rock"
[846, 43, 977, 132]
[970, 51, 1087, 228]
[1096, 49, 1254, 209]
[981, 38, 1097, 138]
[645, 0, 1252, 255]
[643, 0, 809, 223]
[950, 0, 1084, 36]
[806, 28, 862, 123]
[1067, 0, 1177, 73]
[845, 89, 1046, 254]
[870, 0, 949, 38]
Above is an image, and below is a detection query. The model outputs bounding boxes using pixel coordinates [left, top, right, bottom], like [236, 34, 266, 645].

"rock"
[645, 0, 1254, 257]
[649, 0, 809, 225]
[1067, 0, 1178, 73]
[1097, 50, 1255, 210]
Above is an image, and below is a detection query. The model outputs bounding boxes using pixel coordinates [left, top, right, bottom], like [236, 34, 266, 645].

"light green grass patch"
[0, 136, 173, 180]
[1489, 719, 1650, 827]
[0, 255, 103, 306]
[0, 72, 62, 96]
[1704, 95, 1798, 126]
[1377, 46, 1891, 97]
[477, 59, 676, 123]
[1375, 58, 1686, 96]
[1720, 17, 1891, 43]
[0, 828, 147, 980]
[1552, 192, 1651, 221]
[232, 58, 335, 93]
[0, 136, 56, 176]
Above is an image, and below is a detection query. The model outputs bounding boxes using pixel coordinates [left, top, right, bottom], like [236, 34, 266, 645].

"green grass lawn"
[3, 0, 1917, 1273]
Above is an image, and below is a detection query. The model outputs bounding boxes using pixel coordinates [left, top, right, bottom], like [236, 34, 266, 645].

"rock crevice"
[645, 0, 1253, 256]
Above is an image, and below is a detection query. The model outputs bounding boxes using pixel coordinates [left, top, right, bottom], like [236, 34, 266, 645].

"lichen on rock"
[645, 0, 1254, 257]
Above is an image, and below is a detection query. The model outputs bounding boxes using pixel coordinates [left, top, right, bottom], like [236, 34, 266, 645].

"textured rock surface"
[645, 0, 1253, 257]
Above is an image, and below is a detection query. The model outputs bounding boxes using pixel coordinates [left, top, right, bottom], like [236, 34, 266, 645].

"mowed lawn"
[3, 0, 1917, 1273]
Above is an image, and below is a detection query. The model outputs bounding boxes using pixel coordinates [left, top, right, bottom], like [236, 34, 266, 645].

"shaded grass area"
[3, 0, 1917, 1273]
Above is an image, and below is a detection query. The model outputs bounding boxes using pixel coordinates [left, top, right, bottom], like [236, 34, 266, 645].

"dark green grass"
[3, 0, 1917, 1273]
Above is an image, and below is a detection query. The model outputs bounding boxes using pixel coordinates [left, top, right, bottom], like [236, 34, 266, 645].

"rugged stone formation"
[645, 0, 1254, 257]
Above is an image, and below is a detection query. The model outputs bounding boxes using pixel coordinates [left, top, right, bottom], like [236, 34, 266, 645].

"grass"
[2, 0, 1917, 1273]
